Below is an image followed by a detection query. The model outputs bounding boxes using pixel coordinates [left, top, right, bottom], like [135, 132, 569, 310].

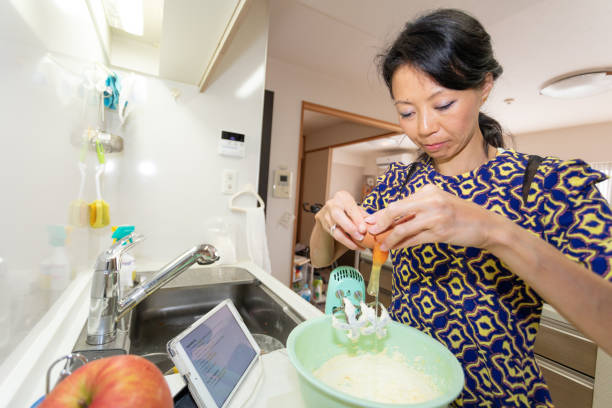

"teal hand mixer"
[324, 265, 391, 339]
[324, 266, 366, 315]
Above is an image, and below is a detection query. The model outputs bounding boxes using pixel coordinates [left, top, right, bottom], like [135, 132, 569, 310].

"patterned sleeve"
[360, 163, 406, 215]
[536, 159, 612, 281]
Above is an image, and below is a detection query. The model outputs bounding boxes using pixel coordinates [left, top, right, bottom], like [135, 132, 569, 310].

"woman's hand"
[365, 184, 503, 251]
[315, 190, 369, 250]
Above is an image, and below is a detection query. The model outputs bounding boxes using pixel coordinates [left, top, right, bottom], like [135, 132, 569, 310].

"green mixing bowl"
[287, 315, 464, 408]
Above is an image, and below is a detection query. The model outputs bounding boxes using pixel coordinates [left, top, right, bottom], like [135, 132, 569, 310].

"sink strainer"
[252, 333, 284, 354]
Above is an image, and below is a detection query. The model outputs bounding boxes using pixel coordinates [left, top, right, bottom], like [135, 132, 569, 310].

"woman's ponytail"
[478, 112, 505, 149]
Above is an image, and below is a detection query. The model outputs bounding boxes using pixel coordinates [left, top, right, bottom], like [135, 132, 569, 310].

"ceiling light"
[102, 0, 144, 36]
[540, 71, 612, 99]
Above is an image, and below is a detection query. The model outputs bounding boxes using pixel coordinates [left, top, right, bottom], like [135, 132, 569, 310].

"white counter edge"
[0, 261, 322, 408]
[0, 271, 91, 408]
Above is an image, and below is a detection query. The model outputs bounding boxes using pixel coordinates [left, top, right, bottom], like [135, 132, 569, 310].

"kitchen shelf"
[312, 294, 326, 305]
[293, 255, 310, 266]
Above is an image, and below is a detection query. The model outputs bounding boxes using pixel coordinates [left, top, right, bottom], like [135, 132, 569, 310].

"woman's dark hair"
[379, 9, 505, 154]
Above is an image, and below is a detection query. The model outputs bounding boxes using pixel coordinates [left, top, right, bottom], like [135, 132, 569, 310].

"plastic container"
[287, 315, 464, 408]
[312, 276, 323, 301]
[111, 225, 136, 292]
[119, 252, 135, 289]
[0, 257, 9, 348]
[202, 217, 237, 264]
[39, 225, 71, 293]
[299, 284, 312, 302]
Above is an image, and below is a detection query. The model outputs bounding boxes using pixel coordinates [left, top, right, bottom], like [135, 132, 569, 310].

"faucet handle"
[108, 232, 145, 258]
[96, 232, 145, 272]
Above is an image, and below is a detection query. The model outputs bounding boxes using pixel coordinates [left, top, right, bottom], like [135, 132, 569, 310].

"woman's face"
[391, 65, 492, 164]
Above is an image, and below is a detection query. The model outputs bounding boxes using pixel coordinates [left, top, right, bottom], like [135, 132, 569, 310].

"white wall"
[329, 149, 369, 201]
[264, 56, 397, 285]
[328, 163, 365, 201]
[0, 0, 269, 366]
[513, 121, 612, 162]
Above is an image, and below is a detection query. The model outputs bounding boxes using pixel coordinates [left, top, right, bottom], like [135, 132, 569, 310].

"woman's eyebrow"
[394, 89, 446, 105]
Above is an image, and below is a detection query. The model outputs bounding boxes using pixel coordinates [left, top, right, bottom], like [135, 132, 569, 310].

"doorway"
[292, 101, 416, 293]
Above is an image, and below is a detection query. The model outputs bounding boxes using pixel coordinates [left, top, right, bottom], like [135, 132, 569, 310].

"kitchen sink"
[72, 267, 304, 372]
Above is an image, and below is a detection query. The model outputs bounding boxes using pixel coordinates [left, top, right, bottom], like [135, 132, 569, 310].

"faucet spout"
[117, 244, 219, 320]
[86, 239, 219, 345]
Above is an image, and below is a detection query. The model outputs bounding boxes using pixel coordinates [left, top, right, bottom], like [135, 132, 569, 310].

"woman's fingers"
[365, 199, 423, 235]
[332, 226, 362, 250]
[389, 230, 438, 250]
[379, 215, 437, 250]
[345, 204, 368, 235]
[324, 212, 361, 250]
[363, 183, 494, 250]
[331, 207, 364, 242]
[316, 190, 369, 249]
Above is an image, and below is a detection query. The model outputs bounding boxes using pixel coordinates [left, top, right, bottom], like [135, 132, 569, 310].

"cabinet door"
[536, 355, 594, 408]
[534, 316, 597, 377]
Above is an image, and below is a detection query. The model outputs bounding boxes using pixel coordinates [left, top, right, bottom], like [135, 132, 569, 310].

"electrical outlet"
[222, 169, 238, 194]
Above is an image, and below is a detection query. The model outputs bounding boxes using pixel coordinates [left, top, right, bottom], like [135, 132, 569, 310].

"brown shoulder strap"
[400, 162, 420, 190]
[522, 155, 544, 204]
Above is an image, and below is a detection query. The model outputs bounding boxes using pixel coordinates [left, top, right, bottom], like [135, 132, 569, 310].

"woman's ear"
[481, 73, 494, 105]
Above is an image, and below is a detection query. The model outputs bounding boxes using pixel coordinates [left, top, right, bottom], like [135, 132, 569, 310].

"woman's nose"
[417, 110, 438, 137]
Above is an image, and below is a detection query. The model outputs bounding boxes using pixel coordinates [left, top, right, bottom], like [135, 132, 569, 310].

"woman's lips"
[424, 141, 446, 151]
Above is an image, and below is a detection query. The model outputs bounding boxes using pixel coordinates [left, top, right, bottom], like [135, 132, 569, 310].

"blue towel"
[104, 74, 121, 110]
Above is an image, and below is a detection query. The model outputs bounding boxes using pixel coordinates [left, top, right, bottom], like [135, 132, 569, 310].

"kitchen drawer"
[534, 316, 597, 377]
[359, 260, 393, 293]
[536, 355, 594, 408]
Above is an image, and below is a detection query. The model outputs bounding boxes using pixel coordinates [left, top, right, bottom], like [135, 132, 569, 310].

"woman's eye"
[436, 101, 455, 110]
[400, 112, 414, 119]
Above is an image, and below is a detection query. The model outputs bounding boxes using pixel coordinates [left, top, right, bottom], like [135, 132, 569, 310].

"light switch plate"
[272, 169, 292, 198]
[222, 169, 238, 194]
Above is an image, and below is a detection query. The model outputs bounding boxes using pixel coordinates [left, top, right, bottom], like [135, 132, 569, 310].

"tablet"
[167, 299, 261, 408]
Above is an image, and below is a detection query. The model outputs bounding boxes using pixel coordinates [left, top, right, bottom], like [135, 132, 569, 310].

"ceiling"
[107, 0, 164, 46]
[302, 110, 417, 156]
[268, 0, 612, 135]
[302, 110, 346, 135]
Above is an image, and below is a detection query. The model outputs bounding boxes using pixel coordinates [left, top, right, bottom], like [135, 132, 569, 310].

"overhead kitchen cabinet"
[86, 0, 251, 91]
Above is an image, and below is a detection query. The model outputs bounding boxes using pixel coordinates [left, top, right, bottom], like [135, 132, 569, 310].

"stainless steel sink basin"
[73, 267, 304, 372]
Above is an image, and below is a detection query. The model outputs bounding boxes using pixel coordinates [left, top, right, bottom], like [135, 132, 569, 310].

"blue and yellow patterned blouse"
[361, 148, 612, 407]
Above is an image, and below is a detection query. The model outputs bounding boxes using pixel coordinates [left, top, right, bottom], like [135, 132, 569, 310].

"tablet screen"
[179, 304, 257, 407]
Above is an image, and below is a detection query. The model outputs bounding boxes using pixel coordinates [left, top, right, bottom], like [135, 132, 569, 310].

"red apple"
[40, 354, 172, 408]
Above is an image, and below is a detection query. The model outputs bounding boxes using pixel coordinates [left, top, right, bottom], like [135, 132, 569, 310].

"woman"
[310, 9, 612, 407]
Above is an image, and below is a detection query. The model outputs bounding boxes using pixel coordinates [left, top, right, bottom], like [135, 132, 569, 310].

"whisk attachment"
[360, 301, 391, 339]
[332, 297, 368, 341]
[325, 266, 391, 341]
[331, 298, 391, 341]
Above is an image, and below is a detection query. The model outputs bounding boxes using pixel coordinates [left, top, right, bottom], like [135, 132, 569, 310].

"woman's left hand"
[364, 184, 502, 251]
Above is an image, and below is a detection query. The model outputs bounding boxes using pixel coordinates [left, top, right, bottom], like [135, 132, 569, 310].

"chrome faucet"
[86, 232, 219, 345]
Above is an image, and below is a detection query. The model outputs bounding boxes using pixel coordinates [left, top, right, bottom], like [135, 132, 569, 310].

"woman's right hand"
[314, 190, 368, 250]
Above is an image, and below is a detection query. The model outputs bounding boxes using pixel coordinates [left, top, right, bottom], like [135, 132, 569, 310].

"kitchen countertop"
[2, 258, 609, 408]
[0, 261, 321, 408]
